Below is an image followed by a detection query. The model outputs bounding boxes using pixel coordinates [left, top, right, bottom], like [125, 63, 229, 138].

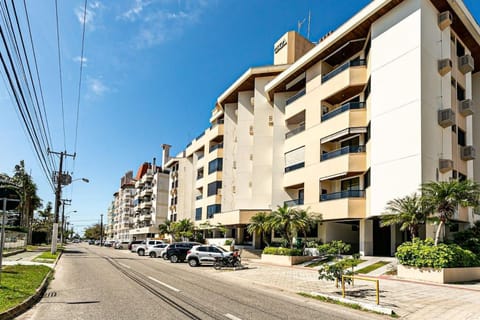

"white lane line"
[225, 313, 242, 320]
[118, 262, 131, 269]
[147, 276, 180, 292]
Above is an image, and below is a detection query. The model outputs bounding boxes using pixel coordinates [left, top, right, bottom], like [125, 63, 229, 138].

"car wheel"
[162, 253, 168, 260]
[170, 255, 179, 263]
[188, 259, 199, 267]
[138, 249, 145, 256]
[149, 252, 156, 258]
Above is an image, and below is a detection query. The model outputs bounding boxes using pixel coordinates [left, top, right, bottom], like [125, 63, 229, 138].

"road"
[18, 244, 384, 320]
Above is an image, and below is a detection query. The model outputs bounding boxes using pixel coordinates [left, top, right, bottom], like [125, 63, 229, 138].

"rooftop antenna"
[297, 17, 306, 34]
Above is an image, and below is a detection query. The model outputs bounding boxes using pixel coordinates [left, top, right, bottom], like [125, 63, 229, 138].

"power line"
[54, 0, 66, 151]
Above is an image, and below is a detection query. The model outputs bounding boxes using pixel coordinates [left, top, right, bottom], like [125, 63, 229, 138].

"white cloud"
[73, 56, 88, 65]
[75, 1, 104, 29]
[121, 0, 150, 22]
[89, 78, 108, 96]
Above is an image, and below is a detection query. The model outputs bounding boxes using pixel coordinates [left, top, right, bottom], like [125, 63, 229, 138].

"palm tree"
[158, 220, 175, 241]
[421, 179, 480, 245]
[380, 193, 428, 239]
[295, 208, 322, 240]
[247, 211, 272, 247]
[173, 219, 195, 241]
[267, 204, 311, 249]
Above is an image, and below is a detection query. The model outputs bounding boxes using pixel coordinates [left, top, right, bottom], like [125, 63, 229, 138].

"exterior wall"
[370, 0, 423, 216]
[473, 73, 480, 207]
[222, 103, 238, 212]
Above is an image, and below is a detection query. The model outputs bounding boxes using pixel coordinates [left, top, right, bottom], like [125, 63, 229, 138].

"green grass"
[0, 265, 52, 313]
[32, 251, 59, 262]
[298, 292, 397, 317]
[356, 261, 390, 274]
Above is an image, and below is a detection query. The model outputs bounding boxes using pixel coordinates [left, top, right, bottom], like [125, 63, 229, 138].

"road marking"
[147, 276, 180, 292]
[118, 262, 131, 269]
[225, 313, 242, 320]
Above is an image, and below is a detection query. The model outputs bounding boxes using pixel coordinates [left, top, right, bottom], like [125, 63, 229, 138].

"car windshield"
[216, 246, 228, 252]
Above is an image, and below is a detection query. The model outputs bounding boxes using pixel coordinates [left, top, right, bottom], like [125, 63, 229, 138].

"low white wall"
[261, 254, 315, 266]
[398, 265, 480, 284]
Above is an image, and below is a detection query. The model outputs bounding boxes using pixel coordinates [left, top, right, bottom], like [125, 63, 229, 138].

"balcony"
[284, 162, 305, 173]
[196, 195, 203, 201]
[317, 194, 366, 220]
[284, 198, 304, 207]
[286, 88, 306, 106]
[139, 201, 152, 209]
[322, 102, 365, 122]
[321, 145, 366, 161]
[320, 189, 365, 201]
[285, 124, 305, 139]
[322, 59, 366, 83]
[209, 143, 223, 153]
[135, 180, 144, 189]
[139, 214, 152, 221]
[140, 189, 153, 197]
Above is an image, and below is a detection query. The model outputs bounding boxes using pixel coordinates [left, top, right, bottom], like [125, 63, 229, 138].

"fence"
[1, 230, 27, 250]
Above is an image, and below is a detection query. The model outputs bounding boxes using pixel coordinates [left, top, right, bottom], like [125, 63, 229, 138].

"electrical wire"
[54, 0, 66, 151]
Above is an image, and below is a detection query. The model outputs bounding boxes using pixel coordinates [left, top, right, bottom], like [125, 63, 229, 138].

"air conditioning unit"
[439, 159, 454, 173]
[458, 55, 474, 74]
[438, 58, 452, 76]
[268, 115, 274, 126]
[438, 11, 452, 30]
[438, 108, 455, 127]
[461, 146, 476, 161]
[459, 99, 474, 116]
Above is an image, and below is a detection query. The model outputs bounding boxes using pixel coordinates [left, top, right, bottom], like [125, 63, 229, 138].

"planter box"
[261, 254, 315, 266]
[398, 264, 480, 284]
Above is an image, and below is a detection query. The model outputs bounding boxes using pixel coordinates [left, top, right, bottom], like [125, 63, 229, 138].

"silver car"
[186, 245, 233, 267]
[146, 243, 168, 258]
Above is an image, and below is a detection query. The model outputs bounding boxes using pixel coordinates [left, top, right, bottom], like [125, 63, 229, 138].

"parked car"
[136, 240, 165, 256]
[114, 241, 129, 249]
[104, 240, 115, 247]
[88, 239, 95, 245]
[186, 245, 234, 267]
[165, 242, 201, 263]
[146, 243, 168, 258]
[128, 240, 144, 252]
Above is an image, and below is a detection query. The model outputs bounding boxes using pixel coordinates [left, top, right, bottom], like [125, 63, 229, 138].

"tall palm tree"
[173, 218, 195, 241]
[380, 193, 428, 239]
[295, 208, 322, 240]
[421, 179, 480, 245]
[247, 211, 272, 247]
[267, 204, 308, 249]
[158, 220, 175, 241]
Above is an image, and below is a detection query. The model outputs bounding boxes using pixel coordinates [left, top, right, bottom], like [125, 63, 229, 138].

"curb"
[0, 251, 62, 320]
[309, 292, 394, 316]
[2, 249, 26, 257]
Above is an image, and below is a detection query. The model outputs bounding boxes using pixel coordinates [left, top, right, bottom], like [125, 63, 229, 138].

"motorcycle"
[213, 252, 242, 270]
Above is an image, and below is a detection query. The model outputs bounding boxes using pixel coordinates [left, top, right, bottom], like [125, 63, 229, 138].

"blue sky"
[1, 0, 480, 235]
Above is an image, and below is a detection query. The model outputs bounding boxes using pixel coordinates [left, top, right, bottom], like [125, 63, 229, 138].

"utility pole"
[100, 214, 103, 246]
[48, 149, 75, 254]
[60, 199, 71, 244]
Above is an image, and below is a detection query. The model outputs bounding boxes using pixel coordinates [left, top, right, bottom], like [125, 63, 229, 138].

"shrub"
[451, 221, 480, 255]
[318, 256, 360, 287]
[263, 247, 303, 256]
[224, 239, 232, 246]
[396, 238, 480, 268]
[317, 240, 351, 256]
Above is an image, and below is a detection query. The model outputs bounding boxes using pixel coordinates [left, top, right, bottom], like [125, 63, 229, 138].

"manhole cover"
[45, 291, 57, 298]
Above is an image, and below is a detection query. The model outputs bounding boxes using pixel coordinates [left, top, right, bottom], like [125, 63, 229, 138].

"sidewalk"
[3, 248, 56, 267]
[216, 258, 480, 319]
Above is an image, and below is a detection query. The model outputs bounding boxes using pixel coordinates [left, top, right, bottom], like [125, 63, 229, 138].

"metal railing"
[321, 145, 366, 161]
[320, 189, 365, 201]
[284, 198, 304, 207]
[321, 102, 366, 122]
[284, 162, 305, 173]
[321, 59, 367, 83]
[286, 88, 306, 105]
[285, 124, 306, 139]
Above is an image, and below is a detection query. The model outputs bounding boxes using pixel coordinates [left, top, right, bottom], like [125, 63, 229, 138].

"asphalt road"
[17, 244, 383, 320]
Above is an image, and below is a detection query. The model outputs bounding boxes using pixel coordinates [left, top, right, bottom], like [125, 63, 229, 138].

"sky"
[1, 0, 480, 235]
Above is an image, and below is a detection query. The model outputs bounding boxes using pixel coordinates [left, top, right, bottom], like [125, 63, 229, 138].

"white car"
[146, 243, 168, 258]
[186, 245, 234, 267]
[136, 240, 165, 256]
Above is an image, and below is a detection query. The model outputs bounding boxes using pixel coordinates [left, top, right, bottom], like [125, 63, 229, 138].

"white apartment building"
[109, 171, 136, 242]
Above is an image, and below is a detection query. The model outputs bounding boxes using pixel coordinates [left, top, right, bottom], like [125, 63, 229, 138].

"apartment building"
[129, 160, 169, 241]
[109, 171, 136, 242]
[265, 0, 480, 255]
[105, 200, 115, 241]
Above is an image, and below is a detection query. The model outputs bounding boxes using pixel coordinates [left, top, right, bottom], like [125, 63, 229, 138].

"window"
[364, 169, 371, 188]
[207, 181, 222, 196]
[195, 208, 202, 221]
[284, 146, 305, 172]
[341, 177, 360, 191]
[457, 85, 465, 101]
[207, 204, 221, 218]
[451, 77, 456, 88]
[459, 173, 467, 181]
[458, 128, 466, 146]
[456, 41, 465, 57]
[208, 158, 223, 174]
[197, 168, 204, 180]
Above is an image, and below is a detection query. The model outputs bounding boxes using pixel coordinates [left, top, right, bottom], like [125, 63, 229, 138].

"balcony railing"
[284, 198, 304, 207]
[196, 132, 205, 140]
[285, 162, 305, 173]
[209, 143, 223, 153]
[285, 124, 306, 139]
[321, 59, 367, 83]
[286, 88, 306, 106]
[209, 118, 224, 129]
[320, 189, 365, 201]
[321, 145, 366, 161]
[195, 195, 203, 200]
[321, 102, 366, 122]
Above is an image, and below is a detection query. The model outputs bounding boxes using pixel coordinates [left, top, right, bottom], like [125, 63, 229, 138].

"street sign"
[0, 187, 21, 210]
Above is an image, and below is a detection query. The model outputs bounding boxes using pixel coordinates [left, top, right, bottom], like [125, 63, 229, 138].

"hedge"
[262, 247, 303, 256]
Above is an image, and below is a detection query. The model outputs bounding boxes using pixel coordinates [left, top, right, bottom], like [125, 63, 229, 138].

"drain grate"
[45, 291, 57, 298]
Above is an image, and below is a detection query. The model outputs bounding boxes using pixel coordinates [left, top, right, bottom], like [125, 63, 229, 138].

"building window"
[195, 208, 202, 221]
[207, 181, 222, 196]
[341, 177, 360, 191]
[456, 41, 465, 57]
[208, 158, 223, 174]
[284, 146, 305, 172]
[458, 128, 466, 146]
[364, 168, 371, 188]
[457, 84, 465, 101]
[197, 168, 204, 180]
[207, 204, 221, 218]
[459, 172, 467, 181]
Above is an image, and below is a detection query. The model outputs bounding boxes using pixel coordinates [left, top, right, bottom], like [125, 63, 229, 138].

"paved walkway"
[3, 249, 55, 267]
[219, 258, 480, 319]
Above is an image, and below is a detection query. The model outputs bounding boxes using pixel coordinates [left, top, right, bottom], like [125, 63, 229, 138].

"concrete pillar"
[236, 227, 243, 244]
[390, 225, 396, 256]
[359, 219, 373, 256]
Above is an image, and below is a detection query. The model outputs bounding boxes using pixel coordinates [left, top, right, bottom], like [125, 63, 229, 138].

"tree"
[32, 202, 54, 243]
[421, 180, 480, 245]
[380, 193, 429, 239]
[295, 208, 322, 241]
[84, 223, 104, 240]
[247, 211, 272, 247]
[172, 219, 194, 241]
[158, 220, 175, 241]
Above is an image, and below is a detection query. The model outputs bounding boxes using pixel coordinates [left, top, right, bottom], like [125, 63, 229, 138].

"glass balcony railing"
[321, 145, 366, 161]
[286, 88, 306, 106]
[321, 101, 366, 122]
[285, 124, 306, 139]
[209, 143, 223, 153]
[285, 162, 305, 173]
[284, 198, 304, 207]
[321, 59, 367, 83]
[320, 189, 365, 201]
